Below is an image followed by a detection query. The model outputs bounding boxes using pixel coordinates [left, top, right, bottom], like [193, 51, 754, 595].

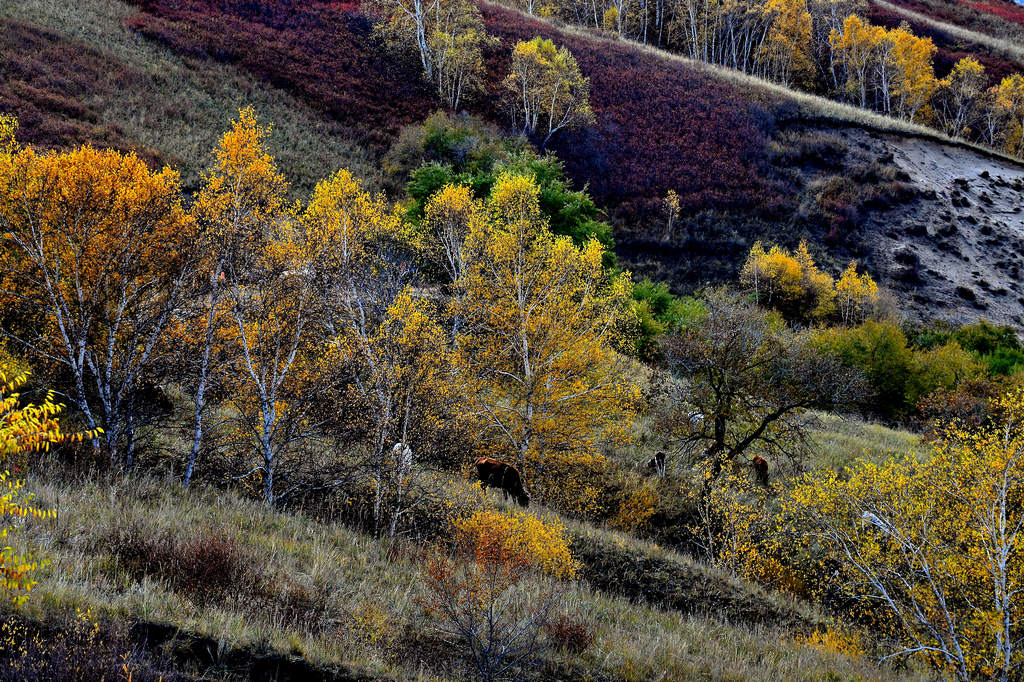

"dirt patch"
[846, 129, 1024, 327]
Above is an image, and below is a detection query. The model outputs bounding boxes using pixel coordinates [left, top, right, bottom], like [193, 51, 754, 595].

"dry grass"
[0, 0, 376, 194]
[808, 411, 927, 471]
[3, 468, 929, 680]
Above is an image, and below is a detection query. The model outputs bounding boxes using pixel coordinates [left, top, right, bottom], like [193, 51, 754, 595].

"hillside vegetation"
[5, 0, 1024, 324]
[4, 467, 922, 681]
[3, 0, 1024, 679]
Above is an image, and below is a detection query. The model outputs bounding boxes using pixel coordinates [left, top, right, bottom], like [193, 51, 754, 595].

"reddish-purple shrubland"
[126, 0, 438, 147]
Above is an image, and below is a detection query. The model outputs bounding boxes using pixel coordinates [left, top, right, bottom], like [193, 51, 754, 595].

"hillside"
[5, 459, 923, 681]
[4, 0, 1023, 325]
[6, 0, 1024, 676]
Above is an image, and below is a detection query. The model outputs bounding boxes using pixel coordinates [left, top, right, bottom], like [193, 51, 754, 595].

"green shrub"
[630, 279, 704, 359]
[814, 321, 981, 418]
[911, 320, 1024, 377]
[395, 113, 616, 266]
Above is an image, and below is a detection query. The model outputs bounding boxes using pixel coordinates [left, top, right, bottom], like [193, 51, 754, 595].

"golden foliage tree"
[306, 168, 453, 534]
[454, 172, 638, 511]
[185, 106, 288, 485]
[219, 215, 337, 505]
[740, 240, 835, 321]
[342, 291, 453, 536]
[372, 0, 491, 109]
[200, 113, 351, 505]
[887, 23, 936, 122]
[760, 0, 814, 86]
[933, 57, 987, 138]
[830, 14, 883, 107]
[789, 389, 1024, 680]
[995, 74, 1024, 157]
[0, 120, 194, 466]
[504, 38, 595, 147]
[834, 259, 877, 325]
[422, 183, 486, 286]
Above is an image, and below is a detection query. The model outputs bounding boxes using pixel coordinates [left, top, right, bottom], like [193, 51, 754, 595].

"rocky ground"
[851, 130, 1024, 327]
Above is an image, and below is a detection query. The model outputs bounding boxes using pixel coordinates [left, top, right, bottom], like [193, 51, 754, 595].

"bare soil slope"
[850, 129, 1024, 326]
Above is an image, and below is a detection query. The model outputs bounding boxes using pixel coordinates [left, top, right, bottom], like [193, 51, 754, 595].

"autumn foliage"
[0, 367, 79, 604]
[423, 510, 576, 679]
[787, 389, 1024, 680]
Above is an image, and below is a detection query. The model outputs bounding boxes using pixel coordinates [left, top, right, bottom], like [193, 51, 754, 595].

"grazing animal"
[392, 442, 413, 479]
[475, 457, 530, 508]
[752, 455, 769, 487]
[135, 381, 173, 418]
[646, 450, 667, 477]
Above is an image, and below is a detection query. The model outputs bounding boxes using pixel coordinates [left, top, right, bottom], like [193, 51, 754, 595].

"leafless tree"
[658, 290, 867, 478]
[424, 537, 564, 680]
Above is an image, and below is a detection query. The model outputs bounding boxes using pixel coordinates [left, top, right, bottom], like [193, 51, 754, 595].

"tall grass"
[808, 411, 926, 471]
[5, 468, 928, 680]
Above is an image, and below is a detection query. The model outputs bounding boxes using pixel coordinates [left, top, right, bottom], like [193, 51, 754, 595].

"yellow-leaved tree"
[0, 115, 194, 467]
[887, 23, 936, 122]
[933, 57, 987, 138]
[788, 388, 1024, 680]
[830, 14, 884, 107]
[760, 0, 815, 87]
[504, 38, 595, 148]
[453, 172, 638, 513]
[371, 0, 491, 109]
[185, 106, 287, 486]
[740, 240, 835, 321]
[306, 168, 453, 536]
[835, 259, 877, 325]
[198, 111, 348, 505]
[995, 73, 1024, 157]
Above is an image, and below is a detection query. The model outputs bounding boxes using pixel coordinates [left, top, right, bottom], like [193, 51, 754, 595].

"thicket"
[0, 108, 640, 526]
[732, 240, 1023, 422]
[391, 112, 615, 258]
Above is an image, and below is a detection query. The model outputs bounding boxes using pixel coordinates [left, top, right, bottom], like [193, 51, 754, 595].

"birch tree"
[0, 119, 194, 467]
[372, 0, 491, 109]
[790, 388, 1024, 681]
[306, 168, 452, 535]
[504, 38, 595, 148]
[453, 172, 638, 510]
[933, 57, 987, 138]
[185, 106, 287, 486]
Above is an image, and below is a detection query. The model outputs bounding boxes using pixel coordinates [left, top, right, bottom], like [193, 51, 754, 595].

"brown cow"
[475, 457, 530, 508]
[752, 455, 769, 487]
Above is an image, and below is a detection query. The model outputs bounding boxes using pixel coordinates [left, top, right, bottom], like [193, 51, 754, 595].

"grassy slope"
[9, 467, 924, 681]
[11, 0, 1018, 203]
[0, 0, 378, 195]
[808, 412, 926, 471]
